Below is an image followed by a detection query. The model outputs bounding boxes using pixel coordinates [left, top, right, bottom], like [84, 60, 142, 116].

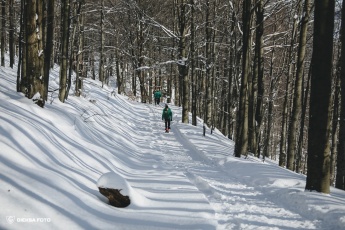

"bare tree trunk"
[16, 0, 23, 91]
[190, 0, 197, 126]
[227, 7, 237, 140]
[59, 0, 70, 102]
[17, 0, 25, 93]
[43, 0, 54, 101]
[330, 73, 340, 186]
[9, 0, 15, 68]
[75, 3, 84, 97]
[279, 0, 301, 167]
[306, 0, 334, 194]
[296, 71, 310, 173]
[177, 0, 189, 123]
[234, 0, 251, 158]
[69, 2, 84, 96]
[99, 0, 105, 85]
[115, 58, 122, 94]
[1, 0, 6, 67]
[263, 47, 275, 159]
[37, 0, 44, 80]
[204, 0, 212, 127]
[251, 0, 264, 157]
[26, 0, 43, 104]
[336, 0, 345, 190]
[287, 0, 311, 171]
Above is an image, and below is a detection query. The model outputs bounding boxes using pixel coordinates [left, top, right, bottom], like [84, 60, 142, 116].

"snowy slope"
[0, 62, 345, 230]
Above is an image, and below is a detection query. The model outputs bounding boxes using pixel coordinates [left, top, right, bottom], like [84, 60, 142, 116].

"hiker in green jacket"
[154, 90, 162, 105]
[162, 104, 172, 132]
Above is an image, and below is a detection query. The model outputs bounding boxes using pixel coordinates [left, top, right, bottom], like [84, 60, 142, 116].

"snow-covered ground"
[0, 61, 345, 230]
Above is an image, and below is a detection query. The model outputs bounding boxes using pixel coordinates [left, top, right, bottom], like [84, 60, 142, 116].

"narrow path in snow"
[148, 104, 321, 230]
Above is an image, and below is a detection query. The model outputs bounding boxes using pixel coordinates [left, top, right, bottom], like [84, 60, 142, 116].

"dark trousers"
[155, 98, 160, 105]
[164, 119, 171, 130]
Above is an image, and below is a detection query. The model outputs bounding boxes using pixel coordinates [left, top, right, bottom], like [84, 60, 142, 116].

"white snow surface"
[0, 60, 345, 230]
[97, 172, 131, 196]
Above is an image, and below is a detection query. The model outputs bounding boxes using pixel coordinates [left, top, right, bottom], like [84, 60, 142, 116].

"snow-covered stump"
[97, 172, 131, 208]
[98, 187, 130, 208]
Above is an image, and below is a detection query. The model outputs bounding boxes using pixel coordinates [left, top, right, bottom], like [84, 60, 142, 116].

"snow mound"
[97, 172, 150, 207]
[97, 172, 130, 195]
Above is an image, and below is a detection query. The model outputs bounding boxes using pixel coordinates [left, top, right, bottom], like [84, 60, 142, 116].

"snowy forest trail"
[147, 104, 321, 230]
[1, 60, 345, 230]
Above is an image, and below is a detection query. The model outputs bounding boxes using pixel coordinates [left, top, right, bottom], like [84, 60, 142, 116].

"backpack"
[163, 108, 170, 119]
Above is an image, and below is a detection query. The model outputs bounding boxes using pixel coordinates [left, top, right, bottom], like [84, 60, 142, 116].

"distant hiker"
[154, 90, 162, 105]
[162, 104, 172, 133]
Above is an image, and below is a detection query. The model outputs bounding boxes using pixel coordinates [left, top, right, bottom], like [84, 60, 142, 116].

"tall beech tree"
[336, 0, 345, 190]
[279, 1, 301, 168]
[25, 0, 44, 105]
[9, 0, 15, 68]
[306, 0, 334, 194]
[177, 0, 189, 123]
[286, 0, 311, 171]
[59, 0, 70, 102]
[234, 0, 252, 157]
[43, 0, 55, 101]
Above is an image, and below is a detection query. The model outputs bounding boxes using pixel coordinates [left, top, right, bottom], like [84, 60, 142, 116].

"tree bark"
[204, 0, 212, 127]
[190, 0, 196, 126]
[26, 0, 43, 103]
[99, 0, 105, 85]
[336, 0, 345, 190]
[330, 73, 340, 185]
[263, 47, 275, 159]
[43, 0, 54, 101]
[9, 0, 15, 68]
[286, 0, 311, 171]
[59, 0, 70, 102]
[305, 0, 334, 194]
[177, 0, 189, 123]
[1, 0, 5, 67]
[234, 0, 251, 158]
[251, 0, 264, 157]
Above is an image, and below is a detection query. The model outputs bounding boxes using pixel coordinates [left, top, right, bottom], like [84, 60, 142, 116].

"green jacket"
[162, 107, 172, 120]
[154, 91, 161, 98]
